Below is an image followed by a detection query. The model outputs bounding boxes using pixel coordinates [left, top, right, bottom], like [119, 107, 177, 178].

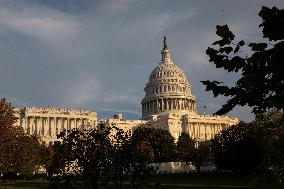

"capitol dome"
[141, 37, 196, 119]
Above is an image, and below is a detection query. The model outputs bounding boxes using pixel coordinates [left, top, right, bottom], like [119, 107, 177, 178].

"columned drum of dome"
[141, 37, 196, 119]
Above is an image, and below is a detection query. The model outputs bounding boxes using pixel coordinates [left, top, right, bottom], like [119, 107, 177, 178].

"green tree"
[211, 122, 264, 176]
[252, 111, 284, 188]
[131, 127, 176, 162]
[194, 141, 212, 174]
[48, 125, 160, 189]
[176, 132, 195, 162]
[0, 98, 16, 130]
[0, 98, 46, 180]
[109, 126, 132, 189]
[49, 127, 113, 189]
[129, 140, 157, 189]
[202, 6, 284, 122]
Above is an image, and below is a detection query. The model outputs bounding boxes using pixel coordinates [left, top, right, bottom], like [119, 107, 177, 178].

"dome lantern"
[161, 36, 172, 64]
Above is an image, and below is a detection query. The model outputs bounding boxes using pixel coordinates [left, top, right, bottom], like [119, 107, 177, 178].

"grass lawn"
[0, 176, 250, 189]
[0, 180, 49, 189]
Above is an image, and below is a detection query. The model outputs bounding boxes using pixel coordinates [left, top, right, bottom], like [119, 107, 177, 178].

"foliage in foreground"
[0, 98, 50, 179]
[202, 6, 284, 122]
[48, 123, 214, 189]
[48, 126, 162, 189]
[211, 110, 284, 188]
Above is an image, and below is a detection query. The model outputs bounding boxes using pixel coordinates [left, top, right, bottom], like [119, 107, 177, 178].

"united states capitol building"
[14, 38, 238, 144]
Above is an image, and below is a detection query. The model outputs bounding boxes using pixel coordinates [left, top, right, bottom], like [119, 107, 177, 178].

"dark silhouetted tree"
[0, 98, 46, 180]
[131, 127, 176, 162]
[176, 132, 195, 162]
[202, 6, 284, 123]
[211, 122, 264, 176]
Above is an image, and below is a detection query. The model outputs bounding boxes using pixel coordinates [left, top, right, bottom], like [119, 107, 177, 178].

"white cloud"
[0, 6, 78, 42]
[1, 0, 283, 122]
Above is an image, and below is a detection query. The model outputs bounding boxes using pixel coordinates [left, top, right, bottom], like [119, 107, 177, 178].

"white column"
[81, 118, 86, 131]
[47, 118, 50, 136]
[40, 117, 44, 136]
[49, 117, 52, 136]
[38, 117, 42, 135]
[48, 117, 51, 136]
[55, 117, 58, 135]
[71, 119, 75, 129]
[156, 100, 158, 112]
[51, 117, 57, 136]
[76, 118, 78, 129]
[187, 100, 189, 110]
[34, 117, 38, 135]
[26, 117, 30, 135]
[60, 118, 63, 132]
[33, 117, 36, 135]
[64, 118, 68, 135]
[67, 118, 70, 131]
[43, 118, 46, 136]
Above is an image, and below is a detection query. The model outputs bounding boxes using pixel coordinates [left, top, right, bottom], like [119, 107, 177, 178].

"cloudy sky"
[0, 0, 283, 122]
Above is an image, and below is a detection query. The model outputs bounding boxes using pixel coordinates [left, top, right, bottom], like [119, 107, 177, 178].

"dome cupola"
[141, 37, 196, 119]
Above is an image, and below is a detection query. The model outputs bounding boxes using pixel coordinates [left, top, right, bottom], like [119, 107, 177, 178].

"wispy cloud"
[1, 0, 283, 121]
[0, 5, 78, 42]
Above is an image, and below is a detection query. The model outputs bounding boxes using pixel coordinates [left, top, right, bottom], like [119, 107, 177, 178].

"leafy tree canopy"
[202, 6, 284, 122]
[0, 98, 46, 178]
[0, 98, 16, 131]
[211, 122, 264, 175]
[176, 132, 195, 162]
[49, 125, 160, 189]
[131, 127, 176, 162]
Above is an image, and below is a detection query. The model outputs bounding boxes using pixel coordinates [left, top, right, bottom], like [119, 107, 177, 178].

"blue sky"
[0, 0, 283, 122]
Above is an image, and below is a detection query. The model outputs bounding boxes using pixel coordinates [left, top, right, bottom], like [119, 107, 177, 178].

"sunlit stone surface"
[14, 107, 97, 144]
[141, 42, 196, 119]
[13, 38, 238, 143]
[106, 38, 239, 142]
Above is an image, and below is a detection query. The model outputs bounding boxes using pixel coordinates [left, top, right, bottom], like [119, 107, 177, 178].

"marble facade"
[13, 38, 238, 143]
[105, 38, 239, 141]
[14, 107, 97, 144]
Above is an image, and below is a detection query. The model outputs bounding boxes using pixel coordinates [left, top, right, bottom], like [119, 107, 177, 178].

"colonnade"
[186, 122, 224, 141]
[145, 84, 188, 96]
[22, 116, 91, 137]
[142, 98, 196, 116]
